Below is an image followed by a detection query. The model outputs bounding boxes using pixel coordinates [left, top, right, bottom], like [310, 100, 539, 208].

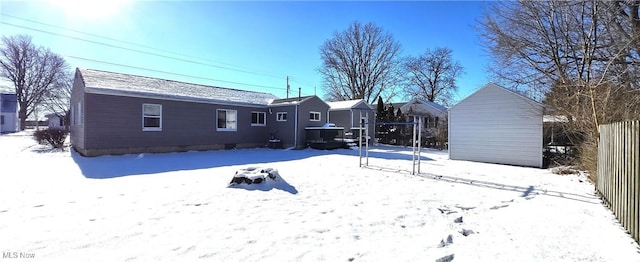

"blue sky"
[0, 1, 490, 103]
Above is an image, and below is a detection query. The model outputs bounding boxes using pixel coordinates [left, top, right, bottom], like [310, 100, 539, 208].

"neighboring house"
[71, 68, 281, 156]
[268, 95, 330, 149]
[70, 68, 333, 156]
[399, 98, 448, 143]
[0, 93, 19, 133]
[327, 99, 375, 141]
[46, 113, 65, 129]
[448, 83, 545, 168]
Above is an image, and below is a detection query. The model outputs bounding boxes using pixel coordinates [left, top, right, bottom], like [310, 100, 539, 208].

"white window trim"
[217, 109, 237, 132]
[310, 111, 321, 122]
[251, 111, 267, 126]
[276, 112, 288, 122]
[142, 103, 162, 131]
[75, 101, 83, 126]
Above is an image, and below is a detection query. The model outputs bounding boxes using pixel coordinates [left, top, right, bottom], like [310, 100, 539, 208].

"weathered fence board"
[597, 121, 640, 244]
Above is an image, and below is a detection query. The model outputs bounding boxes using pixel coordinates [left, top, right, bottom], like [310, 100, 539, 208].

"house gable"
[450, 83, 544, 111]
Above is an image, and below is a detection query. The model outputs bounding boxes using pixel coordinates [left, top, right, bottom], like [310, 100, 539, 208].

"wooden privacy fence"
[597, 121, 640, 244]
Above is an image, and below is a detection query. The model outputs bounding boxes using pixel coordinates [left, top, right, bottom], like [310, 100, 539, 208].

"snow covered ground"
[1, 131, 639, 261]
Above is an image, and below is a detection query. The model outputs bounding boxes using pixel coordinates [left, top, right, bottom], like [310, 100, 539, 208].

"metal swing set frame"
[358, 112, 423, 175]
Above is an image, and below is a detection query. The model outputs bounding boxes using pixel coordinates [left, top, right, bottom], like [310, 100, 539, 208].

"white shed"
[46, 113, 64, 129]
[448, 83, 545, 168]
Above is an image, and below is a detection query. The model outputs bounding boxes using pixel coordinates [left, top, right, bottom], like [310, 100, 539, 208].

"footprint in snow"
[438, 234, 453, 248]
[455, 205, 476, 211]
[437, 207, 457, 215]
[460, 229, 475, 236]
[436, 254, 455, 262]
[490, 204, 509, 210]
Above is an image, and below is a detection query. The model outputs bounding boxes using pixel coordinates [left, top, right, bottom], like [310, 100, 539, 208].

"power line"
[0, 13, 320, 86]
[3, 14, 280, 76]
[1, 21, 286, 78]
[288, 76, 318, 88]
[67, 56, 288, 91]
[0, 15, 317, 96]
[67, 56, 314, 96]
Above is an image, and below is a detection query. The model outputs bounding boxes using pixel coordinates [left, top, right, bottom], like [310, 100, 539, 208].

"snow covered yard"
[1, 132, 639, 262]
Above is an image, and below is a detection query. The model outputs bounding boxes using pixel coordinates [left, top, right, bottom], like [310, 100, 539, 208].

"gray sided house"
[268, 96, 330, 149]
[448, 83, 545, 168]
[327, 99, 375, 141]
[0, 93, 19, 133]
[70, 68, 279, 156]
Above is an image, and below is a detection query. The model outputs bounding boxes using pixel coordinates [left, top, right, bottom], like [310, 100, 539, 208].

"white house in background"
[46, 113, 65, 129]
[0, 93, 19, 133]
[448, 83, 545, 168]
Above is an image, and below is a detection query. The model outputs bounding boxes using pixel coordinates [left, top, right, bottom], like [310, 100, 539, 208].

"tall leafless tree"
[0, 34, 68, 130]
[402, 47, 463, 106]
[42, 70, 73, 130]
[479, 0, 640, 173]
[319, 21, 402, 104]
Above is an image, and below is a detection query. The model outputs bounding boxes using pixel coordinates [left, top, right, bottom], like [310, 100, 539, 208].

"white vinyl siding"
[251, 111, 266, 126]
[217, 109, 237, 131]
[309, 111, 321, 121]
[276, 112, 287, 121]
[448, 84, 543, 168]
[142, 104, 162, 131]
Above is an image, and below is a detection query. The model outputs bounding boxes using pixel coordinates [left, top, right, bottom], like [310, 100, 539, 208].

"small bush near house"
[33, 129, 68, 149]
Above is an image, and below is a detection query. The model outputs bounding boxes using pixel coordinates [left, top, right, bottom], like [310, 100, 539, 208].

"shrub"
[33, 128, 68, 149]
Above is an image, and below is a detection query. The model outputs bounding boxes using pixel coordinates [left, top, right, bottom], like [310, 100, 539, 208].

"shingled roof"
[78, 68, 278, 106]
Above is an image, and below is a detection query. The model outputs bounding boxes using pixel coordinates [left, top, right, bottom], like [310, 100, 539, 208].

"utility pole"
[286, 76, 290, 99]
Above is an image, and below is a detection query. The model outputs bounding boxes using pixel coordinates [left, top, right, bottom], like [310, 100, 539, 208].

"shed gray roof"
[78, 68, 278, 106]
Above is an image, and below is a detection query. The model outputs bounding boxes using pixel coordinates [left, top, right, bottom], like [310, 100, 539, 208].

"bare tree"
[402, 47, 463, 106]
[0, 34, 68, 130]
[479, 0, 640, 173]
[319, 21, 402, 104]
[42, 70, 73, 130]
